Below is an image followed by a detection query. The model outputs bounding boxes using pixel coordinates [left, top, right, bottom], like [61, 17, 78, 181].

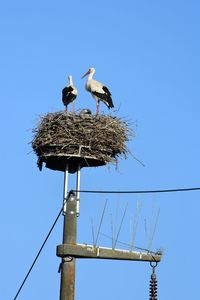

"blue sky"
[1, 0, 200, 299]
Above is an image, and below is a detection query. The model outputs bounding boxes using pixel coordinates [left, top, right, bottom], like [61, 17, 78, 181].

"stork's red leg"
[96, 102, 100, 115]
[72, 101, 75, 113]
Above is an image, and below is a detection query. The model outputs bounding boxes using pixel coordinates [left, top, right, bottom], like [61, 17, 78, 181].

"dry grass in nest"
[32, 111, 134, 168]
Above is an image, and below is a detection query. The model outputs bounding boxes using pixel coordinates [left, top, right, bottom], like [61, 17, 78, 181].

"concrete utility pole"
[59, 192, 77, 300]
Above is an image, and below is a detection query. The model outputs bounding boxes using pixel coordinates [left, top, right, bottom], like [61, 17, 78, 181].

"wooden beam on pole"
[57, 243, 161, 263]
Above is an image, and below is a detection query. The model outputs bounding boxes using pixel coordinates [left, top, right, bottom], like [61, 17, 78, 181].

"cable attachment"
[149, 262, 158, 300]
[58, 256, 74, 273]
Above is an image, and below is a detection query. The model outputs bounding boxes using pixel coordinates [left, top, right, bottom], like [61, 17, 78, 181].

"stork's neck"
[88, 70, 95, 81]
[68, 75, 73, 85]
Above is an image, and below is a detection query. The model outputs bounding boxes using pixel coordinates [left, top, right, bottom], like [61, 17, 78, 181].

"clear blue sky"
[1, 0, 200, 299]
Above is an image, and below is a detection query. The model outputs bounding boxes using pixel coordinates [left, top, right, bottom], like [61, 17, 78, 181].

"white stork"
[82, 67, 114, 114]
[62, 75, 78, 112]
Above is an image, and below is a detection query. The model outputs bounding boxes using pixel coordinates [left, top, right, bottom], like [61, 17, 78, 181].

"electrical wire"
[72, 186, 200, 194]
[13, 206, 63, 300]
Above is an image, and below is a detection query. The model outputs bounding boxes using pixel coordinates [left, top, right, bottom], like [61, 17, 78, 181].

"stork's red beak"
[81, 70, 90, 79]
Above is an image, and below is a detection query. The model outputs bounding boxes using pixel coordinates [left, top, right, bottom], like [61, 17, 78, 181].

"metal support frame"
[62, 163, 81, 216]
[76, 164, 81, 216]
[63, 164, 69, 215]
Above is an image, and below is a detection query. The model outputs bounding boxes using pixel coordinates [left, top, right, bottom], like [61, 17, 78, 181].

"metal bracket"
[76, 164, 81, 217]
[62, 162, 81, 217]
[63, 164, 69, 215]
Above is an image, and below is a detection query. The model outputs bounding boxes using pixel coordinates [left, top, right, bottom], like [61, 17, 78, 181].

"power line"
[72, 186, 200, 194]
[13, 206, 63, 300]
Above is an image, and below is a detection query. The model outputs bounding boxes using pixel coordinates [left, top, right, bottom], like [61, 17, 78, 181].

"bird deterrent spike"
[113, 202, 128, 249]
[94, 200, 108, 247]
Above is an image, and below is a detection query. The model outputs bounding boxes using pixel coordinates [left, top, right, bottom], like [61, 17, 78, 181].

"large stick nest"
[32, 111, 134, 171]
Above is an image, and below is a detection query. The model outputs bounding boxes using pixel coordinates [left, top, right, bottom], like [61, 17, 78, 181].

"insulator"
[149, 272, 158, 300]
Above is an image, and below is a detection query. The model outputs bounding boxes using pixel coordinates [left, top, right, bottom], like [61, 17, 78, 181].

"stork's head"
[81, 67, 95, 79]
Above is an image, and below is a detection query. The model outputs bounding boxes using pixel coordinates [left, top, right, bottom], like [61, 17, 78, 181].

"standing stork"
[62, 75, 78, 112]
[82, 67, 114, 114]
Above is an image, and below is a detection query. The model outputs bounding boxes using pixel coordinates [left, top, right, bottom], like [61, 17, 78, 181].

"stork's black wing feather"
[102, 86, 111, 96]
[62, 86, 73, 96]
[92, 91, 114, 109]
[62, 86, 76, 106]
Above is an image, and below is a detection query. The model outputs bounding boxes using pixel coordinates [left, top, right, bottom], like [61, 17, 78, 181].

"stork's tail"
[106, 96, 114, 109]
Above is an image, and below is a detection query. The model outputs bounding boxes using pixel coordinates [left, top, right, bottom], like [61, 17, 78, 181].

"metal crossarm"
[57, 243, 161, 263]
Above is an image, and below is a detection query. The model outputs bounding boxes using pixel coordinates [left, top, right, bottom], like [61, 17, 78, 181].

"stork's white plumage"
[62, 75, 78, 112]
[82, 67, 114, 114]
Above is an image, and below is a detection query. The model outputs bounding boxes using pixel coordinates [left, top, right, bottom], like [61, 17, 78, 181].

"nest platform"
[32, 111, 132, 173]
